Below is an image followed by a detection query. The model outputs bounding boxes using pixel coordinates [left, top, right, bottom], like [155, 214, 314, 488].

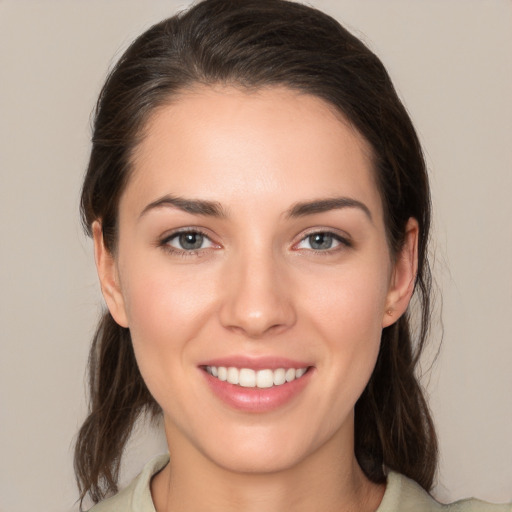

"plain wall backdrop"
[0, 1, 510, 511]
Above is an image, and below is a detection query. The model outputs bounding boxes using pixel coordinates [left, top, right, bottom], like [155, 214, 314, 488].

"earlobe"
[382, 218, 419, 328]
[92, 221, 129, 328]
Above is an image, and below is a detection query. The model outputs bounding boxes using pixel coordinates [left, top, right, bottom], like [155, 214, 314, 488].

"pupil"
[310, 233, 332, 250]
[179, 233, 203, 250]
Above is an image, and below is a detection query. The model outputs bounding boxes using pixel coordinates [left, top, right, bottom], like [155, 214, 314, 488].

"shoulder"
[378, 471, 512, 512]
[88, 454, 170, 512]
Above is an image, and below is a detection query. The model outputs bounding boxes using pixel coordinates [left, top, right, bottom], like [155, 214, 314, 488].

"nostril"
[224, 321, 291, 339]
[217, 260, 298, 337]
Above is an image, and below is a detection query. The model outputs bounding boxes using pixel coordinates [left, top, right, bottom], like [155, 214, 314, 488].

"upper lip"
[198, 355, 313, 371]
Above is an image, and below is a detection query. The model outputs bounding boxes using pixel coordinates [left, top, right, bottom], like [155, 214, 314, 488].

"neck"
[151, 421, 385, 512]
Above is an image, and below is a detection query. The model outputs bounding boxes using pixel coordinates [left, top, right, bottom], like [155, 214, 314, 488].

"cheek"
[303, 260, 389, 385]
[118, 261, 222, 418]
[118, 257, 218, 370]
[306, 259, 390, 334]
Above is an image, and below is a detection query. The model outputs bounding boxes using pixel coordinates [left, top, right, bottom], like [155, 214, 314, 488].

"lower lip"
[201, 368, 313, 413]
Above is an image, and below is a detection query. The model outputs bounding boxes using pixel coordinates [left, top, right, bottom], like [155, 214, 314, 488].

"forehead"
[124, 85, 382, 220]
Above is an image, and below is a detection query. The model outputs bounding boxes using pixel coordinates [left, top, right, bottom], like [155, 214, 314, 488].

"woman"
[74, 0, 510, 511]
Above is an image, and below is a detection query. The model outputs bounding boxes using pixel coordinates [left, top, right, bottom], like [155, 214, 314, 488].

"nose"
[219, 248, 296, 338]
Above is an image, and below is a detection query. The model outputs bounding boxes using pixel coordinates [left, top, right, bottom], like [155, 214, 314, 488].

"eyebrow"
[286, 197, 373, 222]
[139, 194, 372, 222]
[139, 194, 227, 219]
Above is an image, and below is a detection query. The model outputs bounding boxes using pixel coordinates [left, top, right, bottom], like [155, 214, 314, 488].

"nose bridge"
[219, 242, 295, 337]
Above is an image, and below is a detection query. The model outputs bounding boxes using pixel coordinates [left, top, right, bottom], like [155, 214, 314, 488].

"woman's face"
[95, 86, 417, 474]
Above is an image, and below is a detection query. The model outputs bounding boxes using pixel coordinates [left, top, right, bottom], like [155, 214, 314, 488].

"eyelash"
[158, 228, 351, 257]
[159, 229, 217, 256]
[293, 230, 352, 254]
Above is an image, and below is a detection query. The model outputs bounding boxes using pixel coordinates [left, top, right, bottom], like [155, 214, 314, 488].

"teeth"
[285, 368, 296, 382]
[256, 369, 274, 388]
[295, 367, 307, 378]
[273, 368, 286, 386]
[206, 366, 308, 388]
[239, 368, 256, 387]
[227, 367, 239, 385]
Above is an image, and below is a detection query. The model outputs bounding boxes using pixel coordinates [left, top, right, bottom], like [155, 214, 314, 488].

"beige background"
[0, 1, 511, 511]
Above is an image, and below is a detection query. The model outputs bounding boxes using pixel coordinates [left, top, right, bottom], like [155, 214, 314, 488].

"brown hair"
[76, 0, 437, 506]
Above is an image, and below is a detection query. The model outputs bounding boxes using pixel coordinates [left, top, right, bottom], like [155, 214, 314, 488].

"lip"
[199, 357, 314, 413]
[198, 355, 312, 371]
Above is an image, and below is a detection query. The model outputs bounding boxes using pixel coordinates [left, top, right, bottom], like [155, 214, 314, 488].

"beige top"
[89, 454, 511, 512]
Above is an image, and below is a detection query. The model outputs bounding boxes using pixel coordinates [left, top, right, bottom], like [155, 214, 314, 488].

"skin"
[94, 86, 418, 512]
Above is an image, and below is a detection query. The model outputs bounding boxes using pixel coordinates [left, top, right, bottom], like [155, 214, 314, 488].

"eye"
[163, 230, 215, 251]
[295, 231, 349, 251]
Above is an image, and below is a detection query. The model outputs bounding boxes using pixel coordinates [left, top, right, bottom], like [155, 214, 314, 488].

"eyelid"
[292, 228, 352, 251]
[159, 227, 221, 254]
[160, 226, 210, 241]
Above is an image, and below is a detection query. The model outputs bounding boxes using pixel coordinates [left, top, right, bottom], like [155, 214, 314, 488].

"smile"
[205, 366, 309, 388]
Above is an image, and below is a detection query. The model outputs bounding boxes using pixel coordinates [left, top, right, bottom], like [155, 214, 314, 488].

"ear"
[92, 221, 129, 328]
[382, 218, 419, 328]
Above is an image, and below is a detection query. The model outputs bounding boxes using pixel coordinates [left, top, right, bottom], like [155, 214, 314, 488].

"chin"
[193, 420, 335, 476]
[206, 442, 306, 475]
